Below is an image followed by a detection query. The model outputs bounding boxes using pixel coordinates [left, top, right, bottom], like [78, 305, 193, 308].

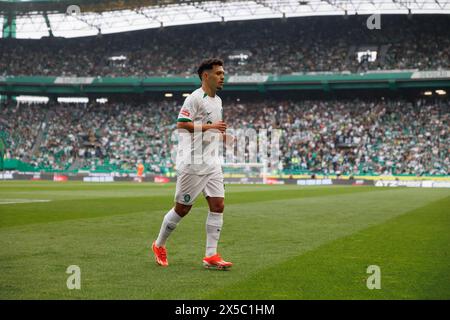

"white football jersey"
[176, 87, 223, 175]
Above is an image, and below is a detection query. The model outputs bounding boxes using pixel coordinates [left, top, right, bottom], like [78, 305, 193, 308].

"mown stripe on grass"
[205, 196, 450, 299]
[0, 188, 447, 299]
[0, 181, 174, 192]
[0, 186, 381, 228]
[0, 183, 372, 202]
[0, 199, 51, 205]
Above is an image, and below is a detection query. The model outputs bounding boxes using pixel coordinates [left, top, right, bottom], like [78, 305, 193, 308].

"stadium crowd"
[0, 102, 45, 162]
[1, 96, 448, 176]
[1, 15, 449, 77]
[1, 14, 449, 176]
[228, 98, 449, 176]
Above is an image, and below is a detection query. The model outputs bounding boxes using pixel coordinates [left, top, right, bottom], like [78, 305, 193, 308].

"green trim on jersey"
[203, 93, 208, 98]
[177, 118, 192, 122]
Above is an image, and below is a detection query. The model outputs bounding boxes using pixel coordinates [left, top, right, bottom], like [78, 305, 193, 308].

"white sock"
[205, 211, 223, 257]
[155, 208, 182, 247]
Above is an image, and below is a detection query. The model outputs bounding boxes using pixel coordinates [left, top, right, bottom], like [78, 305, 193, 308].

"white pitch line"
[0, 199, 51, 205]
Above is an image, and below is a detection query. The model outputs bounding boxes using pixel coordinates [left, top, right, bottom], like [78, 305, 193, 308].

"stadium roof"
[0, 1, 183, 14]
[1, 0, 450, 39]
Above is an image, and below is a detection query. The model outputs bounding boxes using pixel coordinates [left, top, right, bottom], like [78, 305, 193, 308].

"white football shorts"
[174, 170, 225, 205]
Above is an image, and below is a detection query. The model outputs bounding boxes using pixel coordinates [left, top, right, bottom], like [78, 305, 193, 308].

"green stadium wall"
[1, 71, 450, 95]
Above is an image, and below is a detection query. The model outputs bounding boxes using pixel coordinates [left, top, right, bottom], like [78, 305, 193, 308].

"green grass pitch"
[0, 181, 449, 299]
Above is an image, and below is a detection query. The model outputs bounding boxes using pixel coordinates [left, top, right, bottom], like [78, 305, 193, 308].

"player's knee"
[210, 201, 224, 213]
[174, 203, 191, 217]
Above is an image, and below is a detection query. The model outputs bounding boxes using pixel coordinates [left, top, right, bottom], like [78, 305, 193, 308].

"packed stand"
[225, 98, 449, 176]
[0, 101, 46, 161]
[0, 15, 449, 77]
[1, 96, 448, 176]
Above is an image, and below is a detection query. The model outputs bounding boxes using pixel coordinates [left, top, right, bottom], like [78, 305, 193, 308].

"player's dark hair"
[197, 58, 224, 81]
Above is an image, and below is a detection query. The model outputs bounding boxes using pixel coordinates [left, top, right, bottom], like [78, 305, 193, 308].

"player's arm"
[176, 120, 227, 133]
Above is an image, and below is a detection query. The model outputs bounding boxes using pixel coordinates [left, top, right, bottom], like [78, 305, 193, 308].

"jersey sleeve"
[177, 95, 196, 122]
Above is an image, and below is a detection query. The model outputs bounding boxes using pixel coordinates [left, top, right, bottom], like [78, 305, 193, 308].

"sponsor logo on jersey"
[180, 109, 190, 117]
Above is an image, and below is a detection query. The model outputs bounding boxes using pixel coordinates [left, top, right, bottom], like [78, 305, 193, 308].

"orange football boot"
[152, 241, 168, 267]
[202, 253, 232, 270]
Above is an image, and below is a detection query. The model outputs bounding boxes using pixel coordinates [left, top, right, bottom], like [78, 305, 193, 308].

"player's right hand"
[211, 121, 227, 133]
